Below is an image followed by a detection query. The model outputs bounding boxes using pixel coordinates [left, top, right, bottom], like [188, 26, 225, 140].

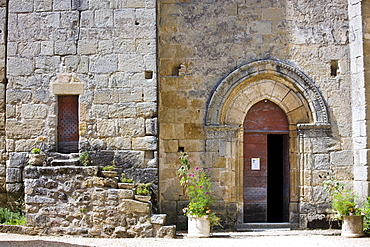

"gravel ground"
[0, 230, 369, 247]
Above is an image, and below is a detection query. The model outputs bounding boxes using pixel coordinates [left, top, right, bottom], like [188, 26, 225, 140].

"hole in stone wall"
[172, 65, 181, 76]
[145, 150, 154, 159]
[178, 147, 185, 153]
[330, 60, 339, 77]
[145, 71, 153, 79]
[135, 21, 140, 25]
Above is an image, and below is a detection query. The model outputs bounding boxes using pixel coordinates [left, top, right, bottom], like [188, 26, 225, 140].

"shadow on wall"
[0, 241, 89, 247]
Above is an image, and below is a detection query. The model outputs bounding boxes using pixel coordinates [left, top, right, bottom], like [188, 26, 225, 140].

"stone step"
[50, 158, 80, 166]
[237, 222, 291, 231]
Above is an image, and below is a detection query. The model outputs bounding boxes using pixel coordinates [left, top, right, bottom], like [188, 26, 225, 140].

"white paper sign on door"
[251, 158, 260, 170]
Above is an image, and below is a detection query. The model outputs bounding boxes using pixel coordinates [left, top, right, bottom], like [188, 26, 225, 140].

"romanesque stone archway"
[204, 59, 330, 227]
[206, 59, 329, 127]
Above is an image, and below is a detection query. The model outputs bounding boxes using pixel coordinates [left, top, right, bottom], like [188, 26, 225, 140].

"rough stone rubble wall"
[158, 0, 353, 229]
[24, 166, 173, 238]
[3, 0, 158, 204]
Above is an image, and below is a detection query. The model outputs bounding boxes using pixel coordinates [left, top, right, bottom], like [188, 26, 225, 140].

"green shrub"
[0, 207, 26, 225]
[79, 151, 89, 166]
[364, 197, 370, 233]
[30, 148, 40, 154]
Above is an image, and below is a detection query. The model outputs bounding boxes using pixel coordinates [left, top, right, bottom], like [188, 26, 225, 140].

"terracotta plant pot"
[187, 215, 210, 238]
[341, 215, 364, 238]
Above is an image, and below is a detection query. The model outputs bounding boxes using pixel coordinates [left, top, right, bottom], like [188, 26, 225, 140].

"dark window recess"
[145, 71, 153, 79]
[178, 147, 185, 153]
[145, 151, 155, 159]
[331, 60, 339, 77]
[58, 95, 79, 153]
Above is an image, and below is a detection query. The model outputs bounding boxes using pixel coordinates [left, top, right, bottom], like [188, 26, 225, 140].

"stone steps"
[237, 223, 291, 231]
[50, 158, 80, 166]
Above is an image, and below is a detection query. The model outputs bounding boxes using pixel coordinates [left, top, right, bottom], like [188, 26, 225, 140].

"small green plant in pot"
[101, 164, 117, 178]
[178, 152, 221, 237]
[134, 183, 152, 202]
[28, 148, 45, 166]
[322, 175, 365, 237]
[102, 165, 115, 171]
[118, 173, 135, 189]
[120, 173, 134, 183]
[136, 183, 151, 196]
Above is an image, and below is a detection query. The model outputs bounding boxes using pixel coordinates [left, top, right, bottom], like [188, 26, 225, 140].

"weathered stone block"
[145, 118, 157, 135]
[118, 118, 145, 137]
[6, 168, 22, 183]
[117, 189, 134, 199]
[96, 119, 117, 137]
[9, 0, 33, 12]
[137, 102, 157, 118]
[90, 55, 118, 73]
[132, 136, 157, 151]
[114, 151, 144, 169]
[119, 199, 150, 214]
[7, 152, 27, 168]
[6, 183, 23, 194]
[95, 9, 114, 27]
[7, 57, 34, 76]
[78, 40, 98, 55]
[34, 0, 53, 12]
[55, 41, 77, 55]
[313, 154, 330, 170]
[53, 0, 71, 11]
[157, 225, 176, 238]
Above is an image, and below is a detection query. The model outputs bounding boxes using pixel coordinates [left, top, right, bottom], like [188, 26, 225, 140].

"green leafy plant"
[322, 175, 363, 219]
[136, 183, 152, 196]
[102, 165, 115, 171]
[120, 173, 134, 183]
[0, 207, 26, 226]
[30, 148, 40, 154]
[79, 151, 89, 166]
[364, 197, 370, 233]
[178, 152, 220, 227]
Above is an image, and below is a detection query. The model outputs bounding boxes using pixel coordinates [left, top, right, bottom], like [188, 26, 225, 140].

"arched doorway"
[204, 59, 330, 227]
[243, 100, 289, 223]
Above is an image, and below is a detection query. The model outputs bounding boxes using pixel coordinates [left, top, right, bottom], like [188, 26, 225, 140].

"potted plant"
[28, 148, 45, 166]
[323, 176, 365, 237]
[118, 173, 135, 189]
[178, 153, 220, 238]
[101, 165, 117, 178]
[134, 183, 152, 202]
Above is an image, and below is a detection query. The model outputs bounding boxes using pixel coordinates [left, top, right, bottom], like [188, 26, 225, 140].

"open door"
[243, 100, 289, 223]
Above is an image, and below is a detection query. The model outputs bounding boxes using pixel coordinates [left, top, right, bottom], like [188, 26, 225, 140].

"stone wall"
[23, 165, 174, 238]
[158, 0, 353, 229]
[3, 0, 158, 205]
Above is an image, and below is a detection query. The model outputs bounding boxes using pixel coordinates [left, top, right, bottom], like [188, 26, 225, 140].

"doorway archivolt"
[205, 59, 330, 225]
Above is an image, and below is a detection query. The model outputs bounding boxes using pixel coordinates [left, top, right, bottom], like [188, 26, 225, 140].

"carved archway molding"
[204, 59, 330, 227]
[205, 59, 330, 130]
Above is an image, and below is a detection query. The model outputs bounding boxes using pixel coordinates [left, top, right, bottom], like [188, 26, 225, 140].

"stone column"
[348, 0, 370, 197]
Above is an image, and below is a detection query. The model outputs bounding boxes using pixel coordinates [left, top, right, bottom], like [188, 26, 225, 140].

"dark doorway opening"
[243, 100, 290, 223]
[58, 96, 79, 153]
[267, 134, 286, 222]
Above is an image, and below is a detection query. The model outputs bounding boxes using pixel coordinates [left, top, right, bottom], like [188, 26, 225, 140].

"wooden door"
[58, 96, 79, 153]
[243, 100, 289, 222]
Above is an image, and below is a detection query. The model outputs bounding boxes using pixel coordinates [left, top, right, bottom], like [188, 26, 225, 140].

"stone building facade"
[0, 0, 368, 231]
